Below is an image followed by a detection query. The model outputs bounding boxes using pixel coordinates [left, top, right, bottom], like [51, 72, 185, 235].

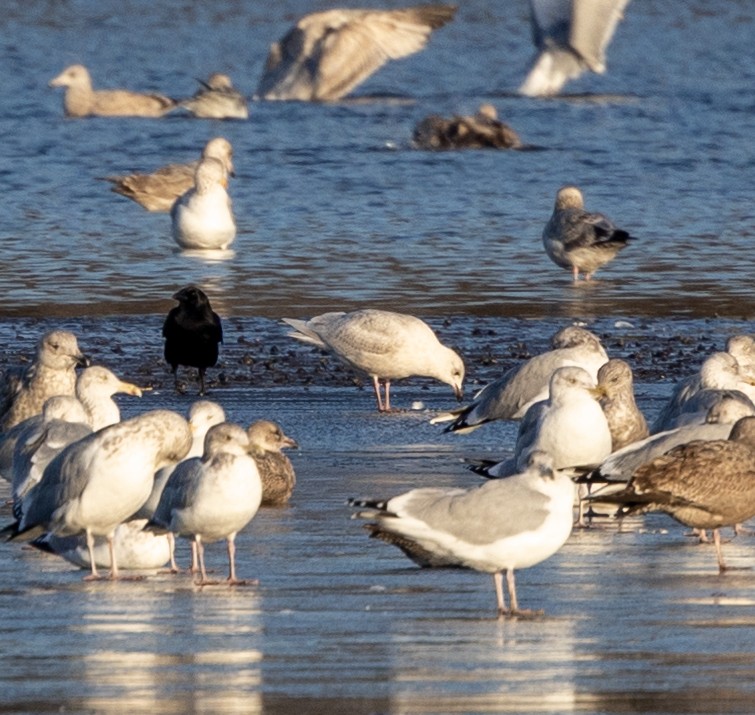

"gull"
[349, 451, 574, 618]
[146, 423, 262, 586]
[178, 73, 249, 119]
[433, 325, 607, 433]
[283, 309, 464, 411]
[257, 4, 457, 101]
[1, 410, 192, 580]
[589, 416, 755, 572]
[0, 330, 89, 431]
[103, 137, 235, 212]
[413, 104, 522, 150]
[597, 358, 648, 450]
[247, 420, 298, 506]
[163, 285, 223, 396]
[49, 64, 176, 117]
[473, 365, 612, 479]
[519, 0, 631, 97]
[171, 156, 236, 250]
[651, 352, 755, 433]
[543, 185, 635, 281]
[31, 519, 171, 573]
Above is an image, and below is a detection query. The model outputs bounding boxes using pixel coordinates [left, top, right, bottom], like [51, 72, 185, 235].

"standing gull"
[171, 155, 236, 251]
[163, 285, 223, 396]
[1, 410, 192, 580]
[257, 4, 457, 101]
[589, 416, 755, 572]
[283, 309, 464, 411]
[178, 73, 249, 119]
[247, 420, 298, 506]
[0, 330, 89, 431]
[519, 0, 631, 97]
[433, 325, 607, 432]
[349, 451, 574, 617]
[103, 137, 235, 212]
[543, 185, 635, 281]
[146, 423, 262, 586]
[49, 64, 176, 117]
[597, 358, 648, 450]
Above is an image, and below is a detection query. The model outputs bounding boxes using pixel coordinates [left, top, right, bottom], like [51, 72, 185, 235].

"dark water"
[2, 1, 755, 713]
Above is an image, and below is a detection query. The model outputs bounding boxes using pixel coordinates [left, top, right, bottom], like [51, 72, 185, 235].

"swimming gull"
[163, 285, 223, 396]
[519, 0, 631, 97]
[256, 4, 457, 101]
[473, 365, 612, 479]
[0, 329, 89, 431]
[283, 309, 465, 411]
[433, 325, 607, 432]
[31, 518, 171, 572]
[178, 73, 249, 119]
[171, 156, 236, 250]
[543, 185, 635, 281]
[651, 352, 755, 433]
[349, 451, 574, 617]
[2, 409, 192, 580]
[146, 422, 262, 585]
[413, 104, 523, 150]
[103, 137, 235, 212]
[597, 358, 648, 450]
[589, 416, 755, 572]
[49, 64, 176, 117]
[247, 420, 298, 506]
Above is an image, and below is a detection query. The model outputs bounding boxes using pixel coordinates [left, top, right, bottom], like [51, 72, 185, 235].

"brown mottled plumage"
[413, 104, 522, 150]
[247, 420, 298, 506]
[597, 359, 648, 450]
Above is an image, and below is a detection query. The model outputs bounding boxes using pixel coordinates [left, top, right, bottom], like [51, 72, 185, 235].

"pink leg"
[494, 572, 506, 616]
[107, 535, 119, 580]
[572, 265, 580, 281]
[714, 528, 727, 572]
[83, 529, 101, 581]
[371, 376, 384, 411]
[227, 536, 237, 583]
[384, 380, 391, 412]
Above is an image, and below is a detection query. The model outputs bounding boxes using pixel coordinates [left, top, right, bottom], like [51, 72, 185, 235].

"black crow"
[163, 286, 223, 395]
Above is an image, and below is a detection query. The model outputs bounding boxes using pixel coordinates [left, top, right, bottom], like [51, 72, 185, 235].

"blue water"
[0, 0, 753, 319]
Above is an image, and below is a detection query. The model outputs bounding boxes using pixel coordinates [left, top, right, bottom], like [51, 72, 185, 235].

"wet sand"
[2, 314, 755, 714]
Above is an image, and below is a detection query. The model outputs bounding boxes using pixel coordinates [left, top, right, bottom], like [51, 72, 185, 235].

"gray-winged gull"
[519, 0, 631, 97]
[597, 358, 648, 450]
[349, 451, 574, 617]
[0, 330, 89, 431]
[1, 410, 192, 580]
[434, 325, 607, 433]
[589, 416, 755, 572]
[146, 423, 262, 585]
[256, 4, 457, 101]
[178, 73, 249, 119]
[283, 309, 464, 411]
[247, 420, 298, 506]
[543, 185, 635, 281]
[103, 137, 235, 212]
[171, 156, 236, 250]
[49, 64, 176, 117]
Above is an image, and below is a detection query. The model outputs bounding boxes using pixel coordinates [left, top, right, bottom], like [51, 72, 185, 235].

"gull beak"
[282, 435, 298, 450]
[589, 385, 608, 399]
[453, 384, 464, 402]
[76, 353, 92, 369]
[221, 176, 229, 189]
[118, 381, 144, 398]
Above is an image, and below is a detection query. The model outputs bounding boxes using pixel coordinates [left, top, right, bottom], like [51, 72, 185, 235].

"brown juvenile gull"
[257, 4, 457, 101]
[519, 0, 631, 97]
[49, 64, 176, 117]
[163, 285, 223, 396]
[247, 420, 298, 507]
[1, 410, 192, 580]
[283, 309, 465, 412]
[543, 185, 635, 281]
[0, 329, 89, 431]
[433, 325, 607, 433]
[472, 365, 612, 479]
[349, 451, 574, 618]
[413, 104, 522, 150]
[589, 416, 755, 572]
[597, 358, 648, 451]
[171, 156, 236, 250]
[145, 423, 262, 586]
[103, 136, 235, 212]
[651, 352, 755, 433]
[178, 73, 249, 119]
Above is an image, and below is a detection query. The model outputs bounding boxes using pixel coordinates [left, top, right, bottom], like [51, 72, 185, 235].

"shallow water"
[2, 1, 755, 713]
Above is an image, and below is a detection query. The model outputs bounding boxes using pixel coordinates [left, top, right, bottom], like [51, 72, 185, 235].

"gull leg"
[507, 568, 543, 618]
[494, 572, 507, 617]
[198, 368, 207, 396]
[572, 265, 580, 282]
[168, 533, 179, 572]
[714, 528, 727, 572]
[227, 536, 237, 582]
[107, 535, 119, 580]
[384, 381, 391, 412]
[83, 529, 101, 581]
[372, 376, 384, 412]
[191, 541, 199, 573]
